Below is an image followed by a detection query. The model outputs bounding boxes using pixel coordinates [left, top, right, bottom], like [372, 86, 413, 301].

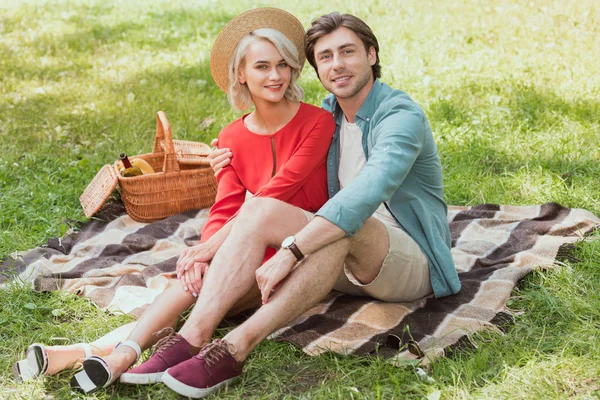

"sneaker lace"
[199, 339, 238, 368]
[152, 327, 181, 354]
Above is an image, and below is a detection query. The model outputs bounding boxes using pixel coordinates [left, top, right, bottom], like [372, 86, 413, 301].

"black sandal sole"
[70, 357, 111, 393]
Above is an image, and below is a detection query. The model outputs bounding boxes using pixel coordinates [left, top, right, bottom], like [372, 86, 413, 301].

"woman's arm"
[177, 166, 246, 293]
[199, 166, 246, 243]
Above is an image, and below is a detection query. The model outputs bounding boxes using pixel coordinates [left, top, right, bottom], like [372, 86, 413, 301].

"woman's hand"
[180, 261, 209, 297]
[208, 138, 232, 177]
[176, 242, 216, 279]
[255, 249, 297, 304]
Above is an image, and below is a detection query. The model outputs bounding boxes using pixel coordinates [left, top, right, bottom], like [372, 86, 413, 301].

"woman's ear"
[238, 72, 246, 85]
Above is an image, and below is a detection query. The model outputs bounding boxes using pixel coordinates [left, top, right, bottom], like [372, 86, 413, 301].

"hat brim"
[210, 7, 306, 93]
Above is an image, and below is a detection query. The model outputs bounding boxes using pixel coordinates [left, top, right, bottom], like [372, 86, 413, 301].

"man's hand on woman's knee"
[208, 138, 232, 177]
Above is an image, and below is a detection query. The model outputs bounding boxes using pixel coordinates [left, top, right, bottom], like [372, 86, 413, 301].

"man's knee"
[345, 217, 389, 282]
[348, 217, 389, 251]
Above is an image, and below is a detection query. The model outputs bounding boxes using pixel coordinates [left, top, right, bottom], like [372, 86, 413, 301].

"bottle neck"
[119, 153, 133, 169]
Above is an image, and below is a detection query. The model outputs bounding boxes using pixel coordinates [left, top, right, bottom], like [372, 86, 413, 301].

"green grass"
[1, 0, 599, 398]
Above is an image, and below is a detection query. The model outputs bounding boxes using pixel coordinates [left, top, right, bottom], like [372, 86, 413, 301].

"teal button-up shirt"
[316, 80, 460, 298]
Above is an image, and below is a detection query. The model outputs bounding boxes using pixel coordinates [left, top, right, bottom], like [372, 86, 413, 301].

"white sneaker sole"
[120, 371, 163, 385]
[161, 369, 237, 398]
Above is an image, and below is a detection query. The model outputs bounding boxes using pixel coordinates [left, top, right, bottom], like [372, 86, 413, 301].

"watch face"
[282, 236, 294, 248]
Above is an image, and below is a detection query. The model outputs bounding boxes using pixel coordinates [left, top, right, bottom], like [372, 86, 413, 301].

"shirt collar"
[330, 78, 382, 125]
[355, 78, 382, 122]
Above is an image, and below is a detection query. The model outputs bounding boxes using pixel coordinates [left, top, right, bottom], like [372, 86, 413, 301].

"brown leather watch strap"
[282, 236, 305, 261]
[286, 242, 305, 261]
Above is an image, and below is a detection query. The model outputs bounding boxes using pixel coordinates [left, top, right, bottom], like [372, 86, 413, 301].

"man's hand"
[255, 249, 297, 304]
[208, 138, 232, 177]
[180, 261, 209, 297]
[176, 242, 215, 279]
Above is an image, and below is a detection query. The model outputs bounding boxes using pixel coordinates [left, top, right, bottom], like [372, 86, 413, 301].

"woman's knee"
[237, 197, 289, 227]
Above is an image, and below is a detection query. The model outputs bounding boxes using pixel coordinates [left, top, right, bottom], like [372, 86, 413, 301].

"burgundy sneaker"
[119, 328, 195, 385]
[162, 339, 244, 398]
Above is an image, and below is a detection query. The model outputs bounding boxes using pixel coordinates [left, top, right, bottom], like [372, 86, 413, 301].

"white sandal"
[12, 343, 93, 382]
[70, 340, 141, 393]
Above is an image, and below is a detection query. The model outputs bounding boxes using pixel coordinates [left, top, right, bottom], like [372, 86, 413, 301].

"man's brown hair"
[305, 12, 381, 79]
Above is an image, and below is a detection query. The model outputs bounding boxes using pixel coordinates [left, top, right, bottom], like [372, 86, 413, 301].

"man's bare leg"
[223, 216, 390, 360]
[178, 198, 312, 347]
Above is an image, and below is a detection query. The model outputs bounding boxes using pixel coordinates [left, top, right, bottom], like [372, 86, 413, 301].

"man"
[210, 12, 460, 303]
[141, 12, 461, 398]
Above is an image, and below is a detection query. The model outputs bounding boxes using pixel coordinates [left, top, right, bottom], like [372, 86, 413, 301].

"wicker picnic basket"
[80, 111, 217, 222]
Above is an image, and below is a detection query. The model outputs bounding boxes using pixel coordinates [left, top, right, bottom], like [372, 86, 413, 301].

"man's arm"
[255, 215, 345, 303]
[316, 104, 426, 235]
[256, 105, 428, 301]
[292, 216, 345, 256]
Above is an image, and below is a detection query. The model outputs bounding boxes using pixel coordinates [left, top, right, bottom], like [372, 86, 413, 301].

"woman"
[14, 7, 334, 394]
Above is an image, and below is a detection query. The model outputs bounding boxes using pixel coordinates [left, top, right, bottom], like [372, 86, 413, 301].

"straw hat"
[210, 7, 306, 93]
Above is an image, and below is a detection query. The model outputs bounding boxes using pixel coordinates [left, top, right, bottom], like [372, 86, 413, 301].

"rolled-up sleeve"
[316, 104, 426, 235]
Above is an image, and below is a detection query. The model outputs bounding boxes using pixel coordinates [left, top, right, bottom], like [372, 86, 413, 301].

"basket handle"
[153, 111, 180, 173]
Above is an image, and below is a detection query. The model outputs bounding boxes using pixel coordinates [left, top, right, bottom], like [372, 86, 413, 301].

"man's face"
[312, 27, 376, 102]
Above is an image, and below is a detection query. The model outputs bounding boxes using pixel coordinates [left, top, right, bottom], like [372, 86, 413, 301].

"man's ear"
[367, 46, 376, 66]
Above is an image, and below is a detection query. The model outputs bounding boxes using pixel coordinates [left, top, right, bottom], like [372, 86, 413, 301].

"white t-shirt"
[338, 117, 397, 225]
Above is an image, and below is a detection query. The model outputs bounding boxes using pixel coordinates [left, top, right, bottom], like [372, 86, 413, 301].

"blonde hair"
[228, 28, 304, 111]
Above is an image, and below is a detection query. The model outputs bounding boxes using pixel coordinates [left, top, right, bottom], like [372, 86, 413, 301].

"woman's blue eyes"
[255, 63, 288, 70]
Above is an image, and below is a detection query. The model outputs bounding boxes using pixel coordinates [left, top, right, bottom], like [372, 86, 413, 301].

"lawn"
[1, 0, 599, 398]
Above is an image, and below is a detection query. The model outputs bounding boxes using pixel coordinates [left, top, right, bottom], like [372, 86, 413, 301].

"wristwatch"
[281, 236, 305, 261]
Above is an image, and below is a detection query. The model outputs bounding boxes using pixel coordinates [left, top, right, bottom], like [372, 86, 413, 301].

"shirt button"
[366, 117, 370, 121]
[330, 189, 334, 193]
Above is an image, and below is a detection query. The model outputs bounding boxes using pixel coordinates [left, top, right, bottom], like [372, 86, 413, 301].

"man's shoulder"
[321, 94, 337, 113]
[373, 82, 425, 117]
[368, 82, 431, 140]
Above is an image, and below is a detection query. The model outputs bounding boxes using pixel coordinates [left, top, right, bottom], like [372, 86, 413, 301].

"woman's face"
[239, 39, 291, 105]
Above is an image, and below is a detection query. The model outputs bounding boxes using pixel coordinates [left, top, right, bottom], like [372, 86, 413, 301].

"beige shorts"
[302, 210, 432, 303]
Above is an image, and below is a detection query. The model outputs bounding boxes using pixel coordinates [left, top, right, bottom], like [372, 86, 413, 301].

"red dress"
[200, 103, 335, 252]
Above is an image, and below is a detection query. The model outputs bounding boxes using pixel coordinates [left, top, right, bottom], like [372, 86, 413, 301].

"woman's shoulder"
[297, 103, 335, 130]
[217, 117, 246, 146]
[299, 102, 333, 119]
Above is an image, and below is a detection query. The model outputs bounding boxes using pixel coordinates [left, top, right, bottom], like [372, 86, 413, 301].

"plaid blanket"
[2, 202, 598, 363]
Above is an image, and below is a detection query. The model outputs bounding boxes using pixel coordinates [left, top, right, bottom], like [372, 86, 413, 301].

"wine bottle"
[119, 153, 143, 177]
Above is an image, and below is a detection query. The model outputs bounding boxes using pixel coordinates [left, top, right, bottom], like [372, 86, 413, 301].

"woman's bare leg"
[100, 279, 261, 379]
[95, 283, 196, 376]
[43, 322, 137, 374]
[39, 281, 190, 375]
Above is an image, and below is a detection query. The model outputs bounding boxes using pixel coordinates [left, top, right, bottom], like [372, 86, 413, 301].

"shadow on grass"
[5, 3, 236, 58]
